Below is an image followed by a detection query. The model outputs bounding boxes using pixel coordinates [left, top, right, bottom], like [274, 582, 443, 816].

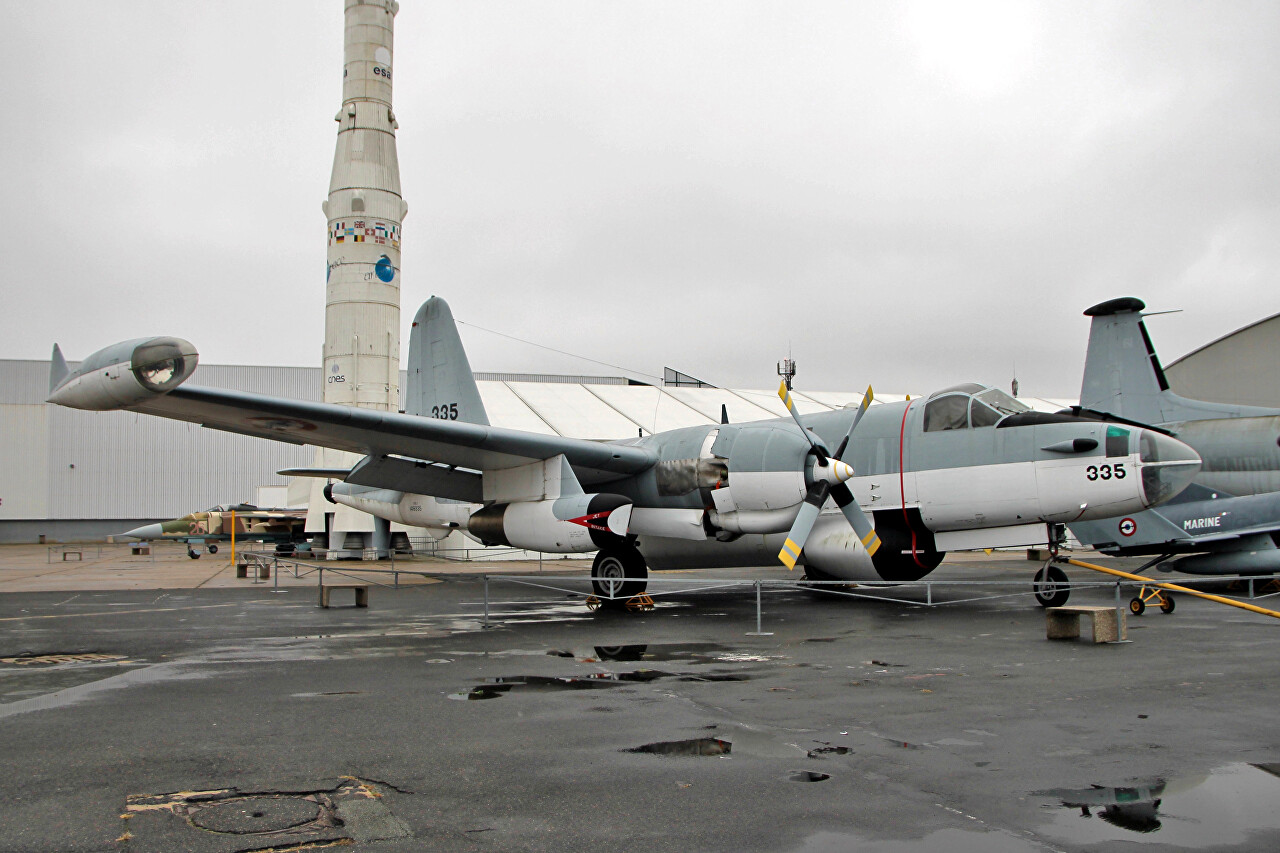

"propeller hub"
[814, 459, 855, 486]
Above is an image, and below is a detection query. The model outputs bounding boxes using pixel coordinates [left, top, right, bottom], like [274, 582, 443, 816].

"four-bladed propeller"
[776, 381, 881, 569]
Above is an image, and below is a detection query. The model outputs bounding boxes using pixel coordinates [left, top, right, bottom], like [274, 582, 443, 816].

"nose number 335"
[1085, 463, 1126, 481]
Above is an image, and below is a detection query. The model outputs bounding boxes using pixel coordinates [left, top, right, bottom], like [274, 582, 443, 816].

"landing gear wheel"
[591, 546, 648, 601]
[207, 544, 218, 554]
[1160, 594, 1176, 614]
[1130, 597, 1146, 615]
[187, 548, 200, 560]
[1033, 565, 1070, 607]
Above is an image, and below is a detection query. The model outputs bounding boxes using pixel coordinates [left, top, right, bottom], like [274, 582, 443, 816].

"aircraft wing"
[131, 385, 657, 486]
[232, 510, 308, 520]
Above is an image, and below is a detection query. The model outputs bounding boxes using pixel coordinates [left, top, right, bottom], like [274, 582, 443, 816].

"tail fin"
[1079, 297, 1278, 423]
[49, 344, 69, 393]
[404, 296, 490, 425]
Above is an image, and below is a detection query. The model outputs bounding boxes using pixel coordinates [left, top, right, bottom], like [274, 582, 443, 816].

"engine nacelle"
[47, 337, 198, 411]
[325, 484, 474, 532]
[468, 493, 632, 553]
[801, 510, 945, 583]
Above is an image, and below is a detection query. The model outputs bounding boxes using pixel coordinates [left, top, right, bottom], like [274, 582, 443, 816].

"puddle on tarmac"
[1036, 763, 1280, 846]
[442, 643, 784, 664]
[448, 669, 749, 700]
[291, 691, 363, 698]
[792, 828, 1041, 852]
[590, 643, 783, 663]
[786, 770, 831, 782]
[0, 661, 211, 720]
[624, 738, 732, 756]
[807, 745, 852, 758]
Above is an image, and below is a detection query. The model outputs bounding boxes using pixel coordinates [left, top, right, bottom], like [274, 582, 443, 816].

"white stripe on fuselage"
[849, 455, 1149, 531]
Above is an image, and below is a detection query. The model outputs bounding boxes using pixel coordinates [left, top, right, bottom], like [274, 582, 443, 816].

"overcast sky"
[4, 1, 1278, 398]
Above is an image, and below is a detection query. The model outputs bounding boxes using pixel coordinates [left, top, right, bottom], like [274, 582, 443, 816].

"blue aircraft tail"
[404, 296, 490, 425]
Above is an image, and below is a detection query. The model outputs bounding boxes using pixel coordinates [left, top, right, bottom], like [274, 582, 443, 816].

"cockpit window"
[923, 394, 970, 431]
[924, 385, 1031, 432]
[969, 402, 1001, 427]
[931, 382, 986, 398]
[974, 387, 1030, 416]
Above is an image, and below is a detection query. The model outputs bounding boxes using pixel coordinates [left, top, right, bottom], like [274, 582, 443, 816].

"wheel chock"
[625, 594, 655, 612]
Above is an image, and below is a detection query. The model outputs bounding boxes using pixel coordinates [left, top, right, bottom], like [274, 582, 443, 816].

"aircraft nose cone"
[1137, 431, 1202, 507]
[122, 523, 163, 540]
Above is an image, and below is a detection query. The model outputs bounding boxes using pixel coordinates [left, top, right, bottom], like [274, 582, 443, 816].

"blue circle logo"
[375, 255, 395, 283]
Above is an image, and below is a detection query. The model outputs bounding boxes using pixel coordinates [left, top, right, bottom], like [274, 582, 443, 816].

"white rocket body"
[307, 0, 406, 554]
[323, 0, 405, 408]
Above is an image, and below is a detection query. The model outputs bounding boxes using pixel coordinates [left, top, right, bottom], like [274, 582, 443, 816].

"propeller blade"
[778, 380, 827, 459]
[830, 482, 881, 557]
[778, 380, 880, 560]
[778, 481, 830, 569]
[833, 385, 873, 461]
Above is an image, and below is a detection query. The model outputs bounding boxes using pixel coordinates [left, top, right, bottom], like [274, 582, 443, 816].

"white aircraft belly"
[915, 461, 1040, 529]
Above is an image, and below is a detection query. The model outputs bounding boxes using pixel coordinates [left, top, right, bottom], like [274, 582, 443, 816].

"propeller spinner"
[776, 381, 881, 569]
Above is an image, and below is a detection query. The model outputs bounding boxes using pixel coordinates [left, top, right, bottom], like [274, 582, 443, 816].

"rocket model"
[308, 0, 406, 556]
[323, 0, 405, 407]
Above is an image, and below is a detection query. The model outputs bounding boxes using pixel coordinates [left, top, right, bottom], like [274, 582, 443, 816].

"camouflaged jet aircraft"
[122, 505, 308, 559]
[1067, 297, 1280, 578]
[48, 297, 1200, 603]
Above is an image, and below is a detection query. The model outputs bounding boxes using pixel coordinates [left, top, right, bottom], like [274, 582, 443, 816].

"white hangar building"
[1165, 310, 1280, 408]
[1, 356, 1072, 544]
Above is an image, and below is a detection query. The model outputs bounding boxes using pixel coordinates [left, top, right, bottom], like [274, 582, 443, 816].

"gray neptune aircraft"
[48, 297, 1200, 602]
[1068, 297, 1280, 577]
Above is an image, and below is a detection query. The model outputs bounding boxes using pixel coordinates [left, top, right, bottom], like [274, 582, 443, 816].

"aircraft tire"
[1160, 594, 1175, 614]
[1032, 565, 1070, 608]
[187, 549, 199, 560]
[1130, 597, 1146, 615]
[207, 544, 218, 554]
[591, 546, 648, 601]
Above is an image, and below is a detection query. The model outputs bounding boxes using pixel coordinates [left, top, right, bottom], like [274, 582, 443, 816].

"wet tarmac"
[1, 545, 1279, 851]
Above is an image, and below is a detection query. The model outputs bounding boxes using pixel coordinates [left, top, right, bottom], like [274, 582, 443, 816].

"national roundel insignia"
[1118, 517, 1137, 537]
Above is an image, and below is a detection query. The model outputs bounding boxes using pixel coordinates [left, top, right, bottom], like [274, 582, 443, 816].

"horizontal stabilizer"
[277, 467, 353, 479]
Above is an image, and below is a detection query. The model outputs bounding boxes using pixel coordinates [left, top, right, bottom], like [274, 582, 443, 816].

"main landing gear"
[590, 545, 648, 602]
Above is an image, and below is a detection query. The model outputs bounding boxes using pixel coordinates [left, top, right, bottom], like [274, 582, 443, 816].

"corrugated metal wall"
[3, 360, 319, 520]
[0, 404, 49, 519]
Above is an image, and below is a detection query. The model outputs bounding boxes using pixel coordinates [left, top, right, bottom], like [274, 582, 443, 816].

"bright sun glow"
[900, 0, 1039, 97]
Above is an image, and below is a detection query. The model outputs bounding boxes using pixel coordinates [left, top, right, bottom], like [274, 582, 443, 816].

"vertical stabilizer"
[1079, 297, 1168, 422]
[49, 344, 69, 393]
[405, 297, 490, 425]
[1079, 297, 1279, 424]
